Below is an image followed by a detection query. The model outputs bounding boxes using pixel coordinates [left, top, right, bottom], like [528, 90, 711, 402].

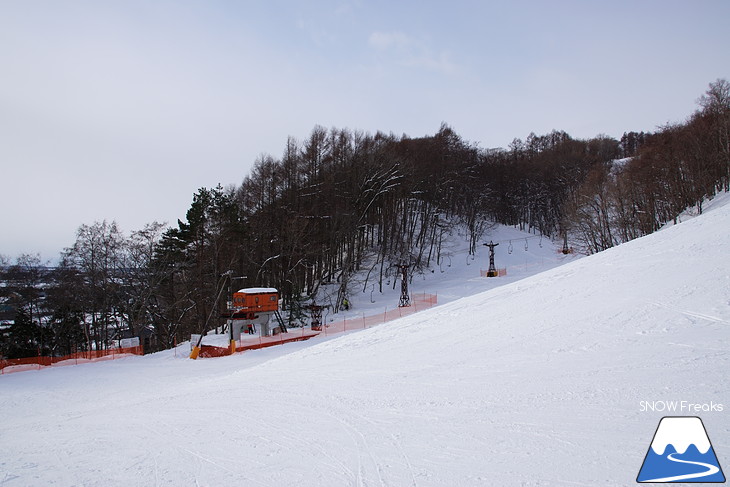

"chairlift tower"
[396, 264, 411, 307]
[307, 303, 329, 331]
[483, 241, 499, 277]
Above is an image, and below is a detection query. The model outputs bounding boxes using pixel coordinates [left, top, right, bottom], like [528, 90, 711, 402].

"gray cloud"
[1, 0, 728, 261]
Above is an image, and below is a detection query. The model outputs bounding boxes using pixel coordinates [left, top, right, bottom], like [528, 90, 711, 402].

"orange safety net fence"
[197, 329, 321, 358]
[198, 329, 324, 358]
[318, 292, 438, 336]
[199, 292, 439, 358]
[1, 346, 144, 375]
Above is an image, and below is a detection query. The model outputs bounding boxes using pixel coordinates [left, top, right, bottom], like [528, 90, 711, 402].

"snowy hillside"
[323, 222, 578, 322]
[1, 195, 729, 486]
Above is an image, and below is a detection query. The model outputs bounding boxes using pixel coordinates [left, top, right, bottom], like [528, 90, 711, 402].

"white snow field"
[2, 195, 729, 486]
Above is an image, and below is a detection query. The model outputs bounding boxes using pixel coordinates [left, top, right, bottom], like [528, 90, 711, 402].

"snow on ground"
[200, 223, 574, 346]
[327, 223, 577, 323]
[1, 203, 729, 486]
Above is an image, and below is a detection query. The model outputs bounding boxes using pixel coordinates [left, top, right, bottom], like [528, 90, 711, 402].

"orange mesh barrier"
[236, 331, 320, 352]
[202, 293, 439, 358]
[318, 292, 438, 335]
[1, 346, 144, 375]
[199, 344, 234, 358]
[195, 332, 320, 358]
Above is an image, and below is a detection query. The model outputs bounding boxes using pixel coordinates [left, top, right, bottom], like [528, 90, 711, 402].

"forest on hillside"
[1, 79, 728, 358]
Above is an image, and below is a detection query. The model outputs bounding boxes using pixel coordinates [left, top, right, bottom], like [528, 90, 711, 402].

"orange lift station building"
[189, 287, 282, 359]
[231, 288, 279, 313]
[226, 288, 281, 352]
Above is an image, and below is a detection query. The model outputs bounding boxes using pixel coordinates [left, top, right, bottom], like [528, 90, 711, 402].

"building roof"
[236, 287, 278, 294]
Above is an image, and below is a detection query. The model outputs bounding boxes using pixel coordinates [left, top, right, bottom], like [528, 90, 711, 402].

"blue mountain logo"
[637, 416, 725, 483]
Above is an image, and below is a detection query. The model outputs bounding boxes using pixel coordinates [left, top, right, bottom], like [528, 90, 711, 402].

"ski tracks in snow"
[325, 407, 419, 487]
[649, 300, 729, 326]
[244, 385, 421, 487]
[256, 415, 360, 486]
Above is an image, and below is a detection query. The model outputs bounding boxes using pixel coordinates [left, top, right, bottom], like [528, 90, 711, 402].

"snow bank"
[236, 287, 278, 294]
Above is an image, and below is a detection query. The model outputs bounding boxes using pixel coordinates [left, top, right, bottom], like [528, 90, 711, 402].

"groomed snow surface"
[2, 195, 729, 486]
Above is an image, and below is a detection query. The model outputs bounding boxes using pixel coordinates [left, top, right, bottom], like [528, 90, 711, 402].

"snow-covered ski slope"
[2, 195, 729, 486]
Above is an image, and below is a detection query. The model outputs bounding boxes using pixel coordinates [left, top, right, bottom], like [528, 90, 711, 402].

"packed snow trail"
[1, 194, 729, 485]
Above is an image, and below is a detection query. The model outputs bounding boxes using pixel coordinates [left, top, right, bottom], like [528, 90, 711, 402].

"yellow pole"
[230, 339, 237, 355]
[189, 346, 201, 360]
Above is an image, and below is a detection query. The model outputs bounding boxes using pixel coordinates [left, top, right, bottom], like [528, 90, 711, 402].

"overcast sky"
[1, 0, 729, 263]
